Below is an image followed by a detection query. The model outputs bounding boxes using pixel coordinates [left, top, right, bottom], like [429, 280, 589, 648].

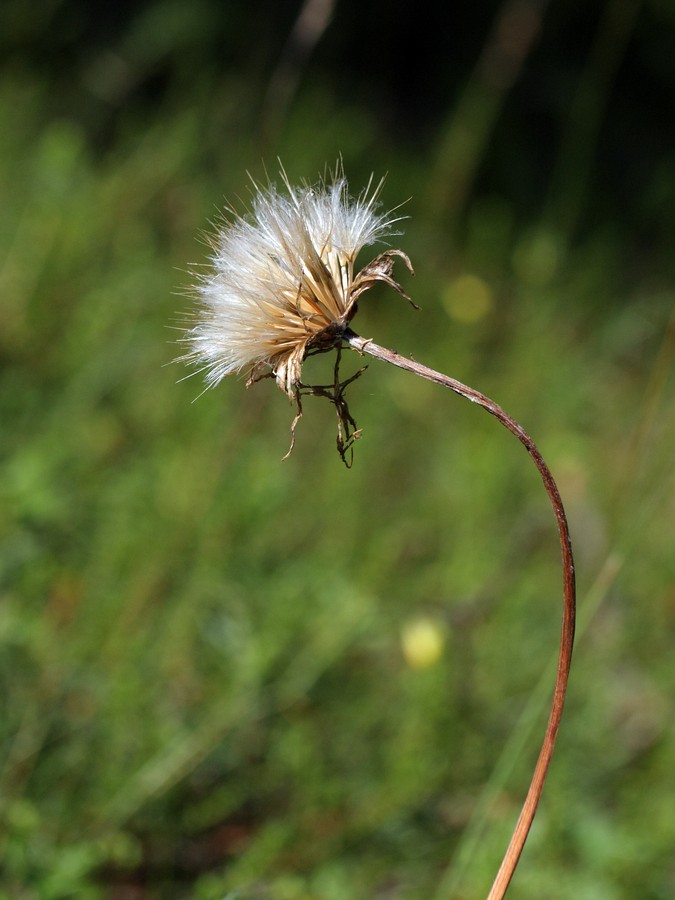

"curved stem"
[345, 329, 576, 900]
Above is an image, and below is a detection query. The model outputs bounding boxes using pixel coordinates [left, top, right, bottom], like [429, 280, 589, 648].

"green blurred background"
[1, 0, 674, 897]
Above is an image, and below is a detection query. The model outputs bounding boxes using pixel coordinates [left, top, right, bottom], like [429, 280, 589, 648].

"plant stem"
[345, 329, 576, 900]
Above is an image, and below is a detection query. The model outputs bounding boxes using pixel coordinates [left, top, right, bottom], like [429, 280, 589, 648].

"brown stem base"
[345, 329, 576, 900]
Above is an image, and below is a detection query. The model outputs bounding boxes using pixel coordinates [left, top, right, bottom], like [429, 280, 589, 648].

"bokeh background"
[1, 0, 674, 897]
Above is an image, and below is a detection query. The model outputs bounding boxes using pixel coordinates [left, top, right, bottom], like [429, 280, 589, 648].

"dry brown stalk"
[344, 328, 576, 900]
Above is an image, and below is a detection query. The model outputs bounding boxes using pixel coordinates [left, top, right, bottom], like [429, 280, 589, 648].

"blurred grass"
[1, 4, 675, 898]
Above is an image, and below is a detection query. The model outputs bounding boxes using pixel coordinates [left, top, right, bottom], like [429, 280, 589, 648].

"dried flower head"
[183, 169, 412, 398]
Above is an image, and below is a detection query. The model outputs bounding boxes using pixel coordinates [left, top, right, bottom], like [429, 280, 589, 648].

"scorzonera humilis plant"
[180, 167, 576, 899]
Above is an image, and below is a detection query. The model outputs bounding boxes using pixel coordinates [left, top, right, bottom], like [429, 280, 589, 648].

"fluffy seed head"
[182, 170, 409, 397]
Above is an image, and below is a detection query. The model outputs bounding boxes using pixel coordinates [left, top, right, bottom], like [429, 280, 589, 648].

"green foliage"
[1, 4, 674, 897]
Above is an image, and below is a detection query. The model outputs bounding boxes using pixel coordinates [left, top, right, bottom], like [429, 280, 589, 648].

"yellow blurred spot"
[401, 617, 445, 669]
[442, 274, 494, 323]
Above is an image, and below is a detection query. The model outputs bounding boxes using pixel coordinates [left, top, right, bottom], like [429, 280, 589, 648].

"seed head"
[182, 169, 412, 397]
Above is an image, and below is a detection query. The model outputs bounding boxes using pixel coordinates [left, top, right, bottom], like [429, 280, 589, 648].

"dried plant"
[180, 167, 576, 899]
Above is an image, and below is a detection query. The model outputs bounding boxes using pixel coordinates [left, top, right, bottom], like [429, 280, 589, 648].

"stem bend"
[345, 329, 576, 899]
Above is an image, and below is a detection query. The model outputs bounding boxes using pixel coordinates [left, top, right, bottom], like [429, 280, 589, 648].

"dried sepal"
[348, 249, 418, 313]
